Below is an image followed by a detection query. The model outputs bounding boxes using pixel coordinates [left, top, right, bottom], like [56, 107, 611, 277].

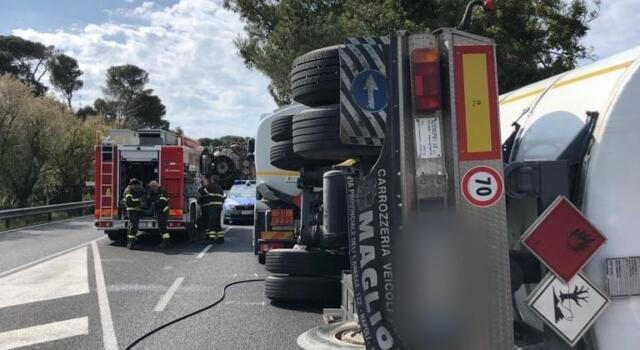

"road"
[0, 217, 322, 349]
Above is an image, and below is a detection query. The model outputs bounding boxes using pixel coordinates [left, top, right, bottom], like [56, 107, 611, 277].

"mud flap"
[345, 33, 403, 350]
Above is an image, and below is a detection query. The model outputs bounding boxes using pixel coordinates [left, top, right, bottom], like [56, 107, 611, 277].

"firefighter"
[198, 175, 225, 243]
[148, 180, 172, 249]
[124, 178, 143, 250]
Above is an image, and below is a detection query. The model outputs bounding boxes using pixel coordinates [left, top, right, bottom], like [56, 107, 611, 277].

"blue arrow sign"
[351, 69, 387, 113]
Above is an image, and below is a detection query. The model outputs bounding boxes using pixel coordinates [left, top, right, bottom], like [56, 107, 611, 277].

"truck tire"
[265, 275, 341, 307]
[270, 140, 332, 171]
[290, 46, 340, 107]
[106, 230, 126, 242]
[292, 105, 381, 160]
[265, 248, 348, 276]
[270, 140, 305, 171]
[271, 115, 293, 142]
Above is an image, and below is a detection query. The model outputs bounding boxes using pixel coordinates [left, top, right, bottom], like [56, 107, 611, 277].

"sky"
[1, 0, 639, 139]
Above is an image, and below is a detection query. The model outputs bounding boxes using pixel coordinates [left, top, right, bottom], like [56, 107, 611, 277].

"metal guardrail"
[0, 201, 94, 229]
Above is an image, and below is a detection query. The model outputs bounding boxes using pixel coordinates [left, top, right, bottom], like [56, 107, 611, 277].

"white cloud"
[14, 0, 277, 139]
[584, 0, 640, 60]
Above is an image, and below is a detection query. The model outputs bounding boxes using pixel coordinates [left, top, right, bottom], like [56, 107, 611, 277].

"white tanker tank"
[499, 45, 640, 349]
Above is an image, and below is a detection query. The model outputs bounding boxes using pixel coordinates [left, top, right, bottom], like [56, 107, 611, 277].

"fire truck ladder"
[100, 142, 115, 220]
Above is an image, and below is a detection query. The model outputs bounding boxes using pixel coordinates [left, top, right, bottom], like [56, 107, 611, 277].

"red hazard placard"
[522, 196, 606, 283]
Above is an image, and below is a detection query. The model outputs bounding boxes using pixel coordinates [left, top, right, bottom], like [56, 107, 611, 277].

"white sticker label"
[414, 117, 442, 159]
[606, 257, 640, 297]
[528, 273, 610, 346]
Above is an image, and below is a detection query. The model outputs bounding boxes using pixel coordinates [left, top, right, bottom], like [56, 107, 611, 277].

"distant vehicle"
[223, 180, 257, 225]
[253, 104, 306, 263]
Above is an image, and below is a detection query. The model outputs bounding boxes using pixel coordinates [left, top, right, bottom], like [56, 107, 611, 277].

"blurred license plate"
[242, 210, 253, 215]
[140, 221, 156, 228]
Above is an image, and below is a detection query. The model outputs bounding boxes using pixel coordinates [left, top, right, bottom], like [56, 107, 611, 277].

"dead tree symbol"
[553, 285, 589, 323]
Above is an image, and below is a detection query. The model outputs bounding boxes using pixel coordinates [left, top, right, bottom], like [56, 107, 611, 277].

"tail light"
[259, 241, 286, 253]
[292, 193, 302, 209]
[95, 221, 113, 228]
[411, 48, 442, 112]
[169, 209, 183, 219]
[168, 221, 185, 228]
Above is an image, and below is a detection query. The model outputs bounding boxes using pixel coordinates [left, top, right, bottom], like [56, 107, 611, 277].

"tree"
[198, 135, 248, 148]
[51, 117, 109, 203]
[102, 64, 167, 127]
[0, 75, 109, 208]
[129, 93, 166, 128]
[76, 105, 97, 120]
[0, 35, 53, 96]
[225, 0, 600, 104]
[104, 64, 150, 101]
[93, 98, 114, 117]
[48, 53, 83, 108]
[0, 74, 31, 158]
[198, 137, 216, 148]
[0, 77, 65, 207]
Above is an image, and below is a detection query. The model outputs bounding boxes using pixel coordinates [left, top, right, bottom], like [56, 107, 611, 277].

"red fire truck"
[94, 129, 204, 241]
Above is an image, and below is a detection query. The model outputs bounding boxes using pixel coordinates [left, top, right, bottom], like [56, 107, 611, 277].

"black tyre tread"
[106, 230, 126, 242]
[291, 45, 341, 68]
[292, 133, 342, 143]
[292, 84, 339, 107]
[290, 56, 339, 73]
[291, 105, 381, 160]
[270, 140, 333, 170]
[290, 64, 339, 83]
[265, 248, 348, 276]
[290, 46, 341, 107]
[291, 69, 339, 90]
[290, 63, 339, 84]
[264, 275, 341, 306]
[270, 115, 293, 142]
[270, 140, 304, 171]
[292, 118, 340, 130]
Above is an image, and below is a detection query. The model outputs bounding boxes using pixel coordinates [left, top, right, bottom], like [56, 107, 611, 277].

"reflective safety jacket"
[123, 186, 143, 211]
[198, 183, 224, 207]
[148, 188, 170, 214]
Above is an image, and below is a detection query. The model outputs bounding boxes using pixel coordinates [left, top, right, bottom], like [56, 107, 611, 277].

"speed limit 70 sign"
[461, 166, 504, 207]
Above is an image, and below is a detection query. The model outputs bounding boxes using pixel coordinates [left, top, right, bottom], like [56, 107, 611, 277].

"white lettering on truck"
[357, 167, 394, 349]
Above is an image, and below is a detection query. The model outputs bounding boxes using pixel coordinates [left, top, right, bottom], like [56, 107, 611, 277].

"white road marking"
[154, 277, 184, 312]
[91, 241, 118, 350]
[0, 247, 89, 309]
[0, 317, 88, 350]
[0, 236, 107, 278]
[196, 244, 213, 259]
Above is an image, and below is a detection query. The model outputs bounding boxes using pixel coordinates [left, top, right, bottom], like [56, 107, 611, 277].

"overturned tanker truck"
[258, 0, 640, 349]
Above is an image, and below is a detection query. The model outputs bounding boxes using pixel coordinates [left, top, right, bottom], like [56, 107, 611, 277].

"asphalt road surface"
[0, 217, 322, 349]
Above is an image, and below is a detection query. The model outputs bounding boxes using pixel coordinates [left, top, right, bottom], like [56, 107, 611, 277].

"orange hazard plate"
[260, 231, 295, 241]
[271, 209, 294, 226]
